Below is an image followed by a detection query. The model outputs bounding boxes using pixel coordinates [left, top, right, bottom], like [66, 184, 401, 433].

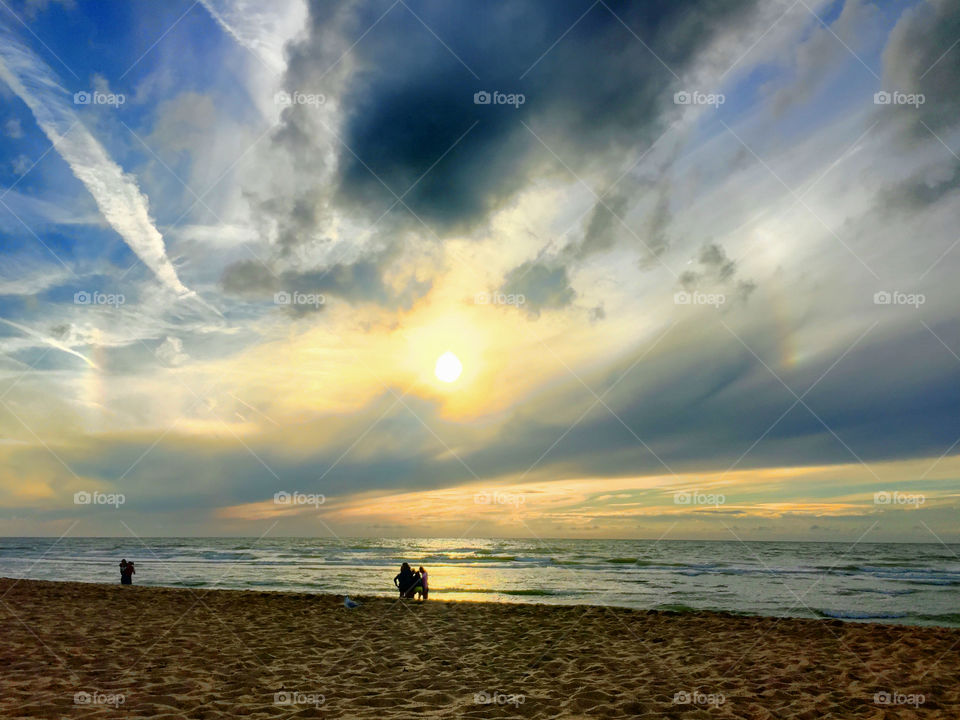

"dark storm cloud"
[639, 182, 674, 266]
[568, 171, 674, 265]
[697, 243, 736, 281]
[881, 0, 960, 136]
[877, 160, 960, 212]
[278, 0, 758, 233]
[861, 0, 960, 228]
[678, 241, 755, 301]
[221, 259, 276, 295]
[499, 260, 576, 317]
[241, 0, 762, 312]
[220, 247, 431, 310]
[576, 191, 631, 260]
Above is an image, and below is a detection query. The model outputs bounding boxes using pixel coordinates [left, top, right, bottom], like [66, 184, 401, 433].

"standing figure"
[393, 562, 415, 598]
[120, 559, 135, 585]
[417, 566, 428, 600]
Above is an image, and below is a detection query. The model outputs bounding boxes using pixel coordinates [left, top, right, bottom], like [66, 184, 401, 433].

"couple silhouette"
[393, 562, 428, 599]
[119, 559, 135, 585]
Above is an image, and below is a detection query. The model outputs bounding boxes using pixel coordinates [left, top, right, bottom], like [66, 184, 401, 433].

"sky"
[0, 0, 959, 541]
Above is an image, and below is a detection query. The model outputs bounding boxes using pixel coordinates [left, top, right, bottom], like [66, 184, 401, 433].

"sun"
[434, 351, 463, 383]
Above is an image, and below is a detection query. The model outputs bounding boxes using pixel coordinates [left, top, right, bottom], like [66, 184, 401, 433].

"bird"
[343, 596, 360, 609]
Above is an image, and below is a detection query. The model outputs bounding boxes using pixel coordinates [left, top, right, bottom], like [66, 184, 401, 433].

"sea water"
[1, 537, 958, 626]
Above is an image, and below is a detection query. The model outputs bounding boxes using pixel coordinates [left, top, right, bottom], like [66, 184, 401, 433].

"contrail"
[0, 318, 97, 368]
[198, 0, 304, 74]
[0, 25, 192, 298]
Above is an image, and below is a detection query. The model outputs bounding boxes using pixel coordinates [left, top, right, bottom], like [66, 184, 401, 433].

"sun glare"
[434, 351, 463, 383]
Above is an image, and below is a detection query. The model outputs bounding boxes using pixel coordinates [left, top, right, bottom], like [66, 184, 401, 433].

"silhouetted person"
[394, 562, 415, 598]
[417, 566, 428, 600]
[120, 559, 135, 585]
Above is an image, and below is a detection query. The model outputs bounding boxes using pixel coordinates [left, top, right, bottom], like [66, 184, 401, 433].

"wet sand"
[1, 577, 957, 718]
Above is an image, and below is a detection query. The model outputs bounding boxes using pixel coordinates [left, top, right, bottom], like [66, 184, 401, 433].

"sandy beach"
[1, 578, 957, 719]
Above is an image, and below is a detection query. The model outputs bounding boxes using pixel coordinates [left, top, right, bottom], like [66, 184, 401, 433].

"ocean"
[1, 537, 958, 626]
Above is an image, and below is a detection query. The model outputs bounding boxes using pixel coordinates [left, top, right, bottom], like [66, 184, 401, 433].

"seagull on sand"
[344, 596, 361, 609]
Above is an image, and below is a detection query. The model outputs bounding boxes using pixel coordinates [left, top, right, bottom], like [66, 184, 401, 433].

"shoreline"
[0, 575, 807, 622]
[3, 577, 959, 718]
[2, 575, 954, 628]
[0, 575, 904, 624]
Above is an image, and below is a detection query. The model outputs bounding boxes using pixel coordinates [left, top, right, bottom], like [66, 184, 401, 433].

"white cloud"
[11, 154, 30, 175]
[198, 0, 306, 74]
[4, 117, 23, 138]
[155, 335, 189, 366]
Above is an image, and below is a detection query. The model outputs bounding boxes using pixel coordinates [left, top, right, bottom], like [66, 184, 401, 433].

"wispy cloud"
[198, 0, 305, 73]
[0, 25, 193, 298]
[0, 317, 96, 368]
